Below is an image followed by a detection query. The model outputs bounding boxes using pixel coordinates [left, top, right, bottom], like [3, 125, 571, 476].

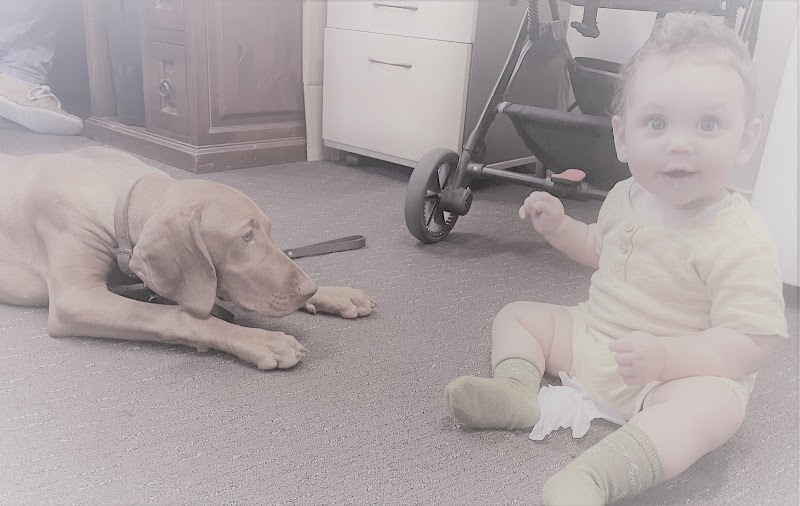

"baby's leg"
[631, 376, 745, 479]
[490, 301, 574, 374]
[445, 302, 574, 429]
[542, 376, 744, 505]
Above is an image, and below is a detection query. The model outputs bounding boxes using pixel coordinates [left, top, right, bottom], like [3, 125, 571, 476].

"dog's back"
[0, 146, 167, 306]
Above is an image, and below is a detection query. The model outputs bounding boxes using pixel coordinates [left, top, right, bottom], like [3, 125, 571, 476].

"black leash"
[283, 235, 366, 259]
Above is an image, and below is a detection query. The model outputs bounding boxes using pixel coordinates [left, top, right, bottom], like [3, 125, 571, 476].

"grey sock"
[444, 358, 542, 430]
[542, 423, 664, 505]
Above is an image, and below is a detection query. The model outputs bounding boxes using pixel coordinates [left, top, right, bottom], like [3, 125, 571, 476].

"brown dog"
[0, 146, 374, 369]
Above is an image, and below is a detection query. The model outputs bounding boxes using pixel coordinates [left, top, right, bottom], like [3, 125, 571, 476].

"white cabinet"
[326, 0, 479, 43]
[323, 28, 472, 165]
[323, 0, 566, 167]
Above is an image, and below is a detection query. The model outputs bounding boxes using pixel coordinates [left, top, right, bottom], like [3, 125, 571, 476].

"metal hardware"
[158, 79, 171, 98]
[368, 57, 412, 69]
[372, 2, 419, 11]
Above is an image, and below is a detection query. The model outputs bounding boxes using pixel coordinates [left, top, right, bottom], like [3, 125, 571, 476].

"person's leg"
[444, 301, 574, 430]
[542, 377, 744, 505]
[0, 0, 83, 135]
[0, 0, 56, 84]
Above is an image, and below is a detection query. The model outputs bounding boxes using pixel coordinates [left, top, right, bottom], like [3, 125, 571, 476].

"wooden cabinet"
[83, 0, 307, 173]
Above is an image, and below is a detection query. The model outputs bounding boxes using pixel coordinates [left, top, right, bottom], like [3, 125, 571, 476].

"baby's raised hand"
[609, 331, 666, 386]
[518, 191, 565, 236]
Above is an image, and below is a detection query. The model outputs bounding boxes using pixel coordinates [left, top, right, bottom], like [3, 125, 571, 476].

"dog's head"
[128, 180, 317, 318]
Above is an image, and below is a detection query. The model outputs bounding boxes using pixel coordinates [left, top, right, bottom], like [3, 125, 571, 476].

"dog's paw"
[232, 330, 307, 370]
[305, 286, 376, 319]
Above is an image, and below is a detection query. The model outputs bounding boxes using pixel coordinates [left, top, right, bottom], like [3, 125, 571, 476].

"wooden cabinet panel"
[145, 0, 184, 31]
[206, 0, 304, 131]
[142, 41, 189, 138]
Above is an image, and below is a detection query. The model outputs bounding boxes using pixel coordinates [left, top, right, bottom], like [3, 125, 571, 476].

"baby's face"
[611, 54, 761, 209]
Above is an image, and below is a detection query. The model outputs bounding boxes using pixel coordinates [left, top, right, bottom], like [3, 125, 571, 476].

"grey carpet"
[1, 126, 798, 505]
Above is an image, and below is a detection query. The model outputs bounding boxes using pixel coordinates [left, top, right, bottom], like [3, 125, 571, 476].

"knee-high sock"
[444, 358, 542, 430]
[542, 423, 664, 505]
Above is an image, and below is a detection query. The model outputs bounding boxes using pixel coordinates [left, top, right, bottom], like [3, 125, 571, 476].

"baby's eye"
[648, 117, 666, 130]
[242, 231, 252, 242]
[698, 117, 719, 132]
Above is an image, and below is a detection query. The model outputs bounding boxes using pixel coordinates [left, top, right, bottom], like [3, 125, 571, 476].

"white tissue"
[529, 372, 627, 441]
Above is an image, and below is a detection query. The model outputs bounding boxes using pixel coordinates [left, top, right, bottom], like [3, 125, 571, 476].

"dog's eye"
[242, 231, 252, 242]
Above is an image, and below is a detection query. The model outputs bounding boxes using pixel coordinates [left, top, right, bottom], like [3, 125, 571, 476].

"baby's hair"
[612, 11, 758, 118]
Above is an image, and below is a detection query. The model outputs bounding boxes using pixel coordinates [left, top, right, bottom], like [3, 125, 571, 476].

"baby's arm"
[659, 329, 779, 381]
[519, 192, 600, 269]
[611, 328, 780, 385]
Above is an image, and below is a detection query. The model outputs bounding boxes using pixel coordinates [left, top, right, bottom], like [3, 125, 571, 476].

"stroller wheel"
[405, 148, 462, 243]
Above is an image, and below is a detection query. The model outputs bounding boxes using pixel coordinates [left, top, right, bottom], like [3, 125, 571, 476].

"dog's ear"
[129, 205, 217, 317]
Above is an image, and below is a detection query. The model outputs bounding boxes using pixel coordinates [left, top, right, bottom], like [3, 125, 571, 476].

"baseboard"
[84, 117, 306, 173]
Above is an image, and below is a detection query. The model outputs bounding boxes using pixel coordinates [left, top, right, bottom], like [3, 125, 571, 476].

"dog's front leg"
[48, 285, 306, 369]
[303, 286, 376, 318]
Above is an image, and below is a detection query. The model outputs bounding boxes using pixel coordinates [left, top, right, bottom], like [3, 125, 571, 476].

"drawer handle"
[368, 57, 412, 69]
[158, 79, 172, 98]
[372, 2, 419, 11]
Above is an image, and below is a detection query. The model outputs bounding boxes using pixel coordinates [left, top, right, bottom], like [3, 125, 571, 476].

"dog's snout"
[298, 277, 317, 298]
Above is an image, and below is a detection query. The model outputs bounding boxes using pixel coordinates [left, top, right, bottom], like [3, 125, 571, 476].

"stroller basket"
[500, 103, 628, 192]
[570, 56, 623, 117]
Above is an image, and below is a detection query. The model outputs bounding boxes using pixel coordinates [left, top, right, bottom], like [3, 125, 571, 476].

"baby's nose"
[665, 130, 695, 154]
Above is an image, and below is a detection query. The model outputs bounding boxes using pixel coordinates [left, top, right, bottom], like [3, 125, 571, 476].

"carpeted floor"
[1, 126, 798, 505]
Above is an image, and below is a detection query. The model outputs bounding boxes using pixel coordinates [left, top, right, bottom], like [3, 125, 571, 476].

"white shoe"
[0, 74, 83, 136]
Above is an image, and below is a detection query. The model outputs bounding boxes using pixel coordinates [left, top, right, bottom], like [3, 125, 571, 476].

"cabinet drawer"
[327, 0, 477, 43]
[142, 41, 190, 138]
[322, 28, 471, 164]
[145, 0, 184, 31]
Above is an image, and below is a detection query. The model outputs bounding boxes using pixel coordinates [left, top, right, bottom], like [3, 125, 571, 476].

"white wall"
[746, 0, 799, 194]
[565, 0, 799, 196]
[751, 23, 798, 286]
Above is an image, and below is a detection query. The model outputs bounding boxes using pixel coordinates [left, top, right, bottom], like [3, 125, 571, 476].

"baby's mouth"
[662, 169, 696, 180]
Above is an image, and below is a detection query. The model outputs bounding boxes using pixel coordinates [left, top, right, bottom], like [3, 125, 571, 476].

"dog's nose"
[298, 277, 317, 298]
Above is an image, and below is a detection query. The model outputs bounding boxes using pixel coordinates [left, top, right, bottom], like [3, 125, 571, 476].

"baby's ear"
[611, 115, 628, 163]
[736, 117, 763, 167]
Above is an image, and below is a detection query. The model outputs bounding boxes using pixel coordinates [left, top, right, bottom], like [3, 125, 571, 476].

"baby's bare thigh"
[539, 303, 574, 376]
[643, 376, 746, 417]
[502, 301, 574, 375]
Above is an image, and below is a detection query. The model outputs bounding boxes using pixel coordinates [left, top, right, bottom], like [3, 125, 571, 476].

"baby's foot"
[445, 374, 540, 430]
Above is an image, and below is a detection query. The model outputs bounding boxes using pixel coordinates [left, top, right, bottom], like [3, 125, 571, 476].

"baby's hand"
[518, 192, 566, 236]
[609, 331, 666, 386]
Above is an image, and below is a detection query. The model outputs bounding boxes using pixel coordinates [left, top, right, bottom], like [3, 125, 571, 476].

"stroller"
[404, 0, 764, 243]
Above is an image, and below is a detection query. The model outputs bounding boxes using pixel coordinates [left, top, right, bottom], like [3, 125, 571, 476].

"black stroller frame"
[404, 0, 764, 243]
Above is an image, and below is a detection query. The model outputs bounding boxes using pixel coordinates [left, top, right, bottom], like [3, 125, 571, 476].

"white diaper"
[529, 372, 627, 441]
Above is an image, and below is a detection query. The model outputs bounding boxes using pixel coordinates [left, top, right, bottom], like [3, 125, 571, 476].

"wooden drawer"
[145, 0, 184, 31]
[142, 41, 190, 138]
[326, 0, 478, 43]
[322, 28, 471, 164]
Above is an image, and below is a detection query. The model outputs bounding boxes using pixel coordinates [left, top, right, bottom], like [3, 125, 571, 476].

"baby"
[444, 11, 788, 506]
